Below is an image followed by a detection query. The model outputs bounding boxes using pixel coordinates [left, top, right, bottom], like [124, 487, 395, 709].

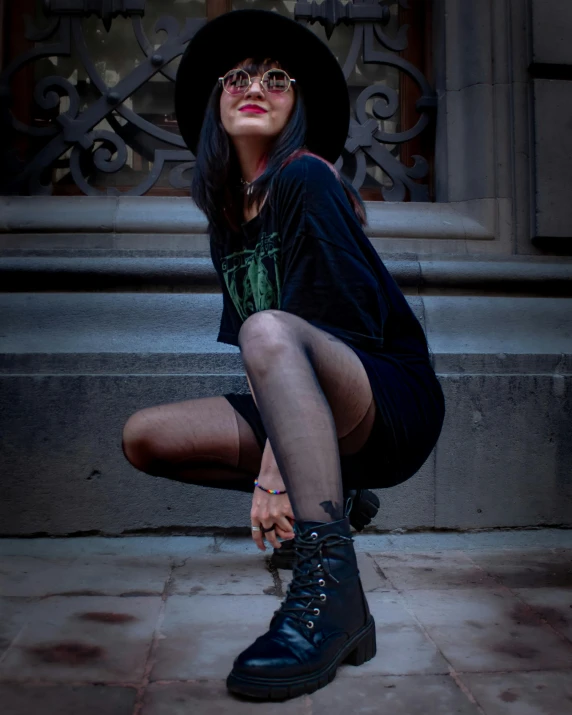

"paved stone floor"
[1, 530, 572, 714]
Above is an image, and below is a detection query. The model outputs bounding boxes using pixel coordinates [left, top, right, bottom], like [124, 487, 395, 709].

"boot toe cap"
[232, 636, 304, 679]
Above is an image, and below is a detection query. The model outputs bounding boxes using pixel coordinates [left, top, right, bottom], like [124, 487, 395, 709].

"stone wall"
[530, 0, 572, 248]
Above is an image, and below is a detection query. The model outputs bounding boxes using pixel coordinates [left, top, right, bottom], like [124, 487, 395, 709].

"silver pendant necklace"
[241, 178, 254, 196]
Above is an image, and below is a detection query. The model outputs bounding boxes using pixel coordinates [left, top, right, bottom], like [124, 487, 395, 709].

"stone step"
[0, 291, 571, 536]
[1, 293, 571, 359]
[2, 255, 572, 294]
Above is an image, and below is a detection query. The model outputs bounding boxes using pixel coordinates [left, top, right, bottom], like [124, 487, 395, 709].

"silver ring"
[251, 526, 261, 531]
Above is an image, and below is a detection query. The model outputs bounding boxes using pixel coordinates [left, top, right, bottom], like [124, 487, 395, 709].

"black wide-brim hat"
[174, 9, 349, 164]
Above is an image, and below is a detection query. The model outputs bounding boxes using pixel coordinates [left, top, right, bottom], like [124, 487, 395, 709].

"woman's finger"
[262, 526, 281, 550]
[272, 522, 294, 542]
[274, 515, 295, 534]
[274, 526, 294, 540]
[251, 525, 265, 552]
[274, 527, 294, 542]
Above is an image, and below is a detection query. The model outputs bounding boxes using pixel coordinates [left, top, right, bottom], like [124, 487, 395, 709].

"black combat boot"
[270, 488, 380, 570]
[227, 516, 376, 700]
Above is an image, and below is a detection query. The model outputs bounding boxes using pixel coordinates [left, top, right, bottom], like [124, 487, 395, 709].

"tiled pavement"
[1, 530, 572, 714]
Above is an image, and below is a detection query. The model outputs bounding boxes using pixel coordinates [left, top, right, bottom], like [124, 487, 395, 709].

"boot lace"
[272, 529, 352, 630]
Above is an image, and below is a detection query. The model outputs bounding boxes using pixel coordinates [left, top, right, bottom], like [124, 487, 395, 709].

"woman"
[122, 9, 445, 701]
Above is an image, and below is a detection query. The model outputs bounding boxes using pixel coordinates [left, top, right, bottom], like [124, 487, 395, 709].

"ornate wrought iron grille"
[0, 0, 436, 201]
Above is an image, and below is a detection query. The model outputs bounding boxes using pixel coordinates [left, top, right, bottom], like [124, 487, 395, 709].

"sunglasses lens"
[224, 69, 249, 94]
[264, 70, 289, 93]
[222, 68, 291, 94]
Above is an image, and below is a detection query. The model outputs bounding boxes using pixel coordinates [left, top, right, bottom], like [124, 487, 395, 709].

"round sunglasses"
[219, 68, 296, 95]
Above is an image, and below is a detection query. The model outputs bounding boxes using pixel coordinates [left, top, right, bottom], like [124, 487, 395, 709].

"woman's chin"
[228, 126, 282, 141]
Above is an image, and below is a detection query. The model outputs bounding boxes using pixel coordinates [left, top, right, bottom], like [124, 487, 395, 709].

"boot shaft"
[277, 517, 369, 636]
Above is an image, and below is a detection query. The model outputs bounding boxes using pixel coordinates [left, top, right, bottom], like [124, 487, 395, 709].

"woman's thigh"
[122, 395, 263, 474]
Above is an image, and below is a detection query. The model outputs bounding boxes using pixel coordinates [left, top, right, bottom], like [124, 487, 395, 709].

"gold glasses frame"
[218, 68, 296, 95]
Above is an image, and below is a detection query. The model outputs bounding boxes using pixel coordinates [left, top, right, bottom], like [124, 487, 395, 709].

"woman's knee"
[238, 310, 299, 369]
[122, 409, 168, 473]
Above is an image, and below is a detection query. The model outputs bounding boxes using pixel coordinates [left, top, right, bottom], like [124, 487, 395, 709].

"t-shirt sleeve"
[273, 156, 388, 353]
[210, 235, 240, 346]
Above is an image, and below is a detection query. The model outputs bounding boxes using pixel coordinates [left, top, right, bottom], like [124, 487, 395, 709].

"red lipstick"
[239, 105, 267, 114]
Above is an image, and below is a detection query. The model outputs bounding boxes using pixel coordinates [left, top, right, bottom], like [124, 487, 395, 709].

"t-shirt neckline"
[240, 196, 269, 233]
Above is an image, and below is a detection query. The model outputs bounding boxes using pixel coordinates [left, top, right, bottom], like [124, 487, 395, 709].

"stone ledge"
[2, 256, 572, 294]
[0, 352, 570, 376]
[0, 196, 491, 240]
[433, 353, 572, 375]
[1, 294, 571, 357]
[0, 352, 243, 375]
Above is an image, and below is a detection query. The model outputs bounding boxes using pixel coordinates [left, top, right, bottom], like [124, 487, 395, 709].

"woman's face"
[219, 59, 295, 145]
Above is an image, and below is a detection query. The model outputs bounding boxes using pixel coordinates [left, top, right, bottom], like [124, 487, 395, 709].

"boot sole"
[226, 615, 376, 701]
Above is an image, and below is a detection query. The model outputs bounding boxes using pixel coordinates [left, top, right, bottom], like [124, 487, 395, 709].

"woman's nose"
[245, 79, 264, 98]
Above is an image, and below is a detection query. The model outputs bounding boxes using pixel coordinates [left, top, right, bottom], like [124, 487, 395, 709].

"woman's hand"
[250, 438, 295, 551]
[251, 486, 295, 551]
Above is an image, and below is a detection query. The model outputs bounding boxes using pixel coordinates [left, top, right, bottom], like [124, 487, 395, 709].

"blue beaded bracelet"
[254, 479, 287, 495]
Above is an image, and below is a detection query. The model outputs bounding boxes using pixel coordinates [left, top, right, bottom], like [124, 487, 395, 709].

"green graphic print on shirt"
[221, 231, 282, 322]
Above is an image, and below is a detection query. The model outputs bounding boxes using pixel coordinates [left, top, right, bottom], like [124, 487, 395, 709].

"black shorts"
[224, 346, 445, 492]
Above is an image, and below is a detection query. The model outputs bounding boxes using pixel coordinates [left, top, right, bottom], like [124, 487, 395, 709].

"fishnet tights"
[238, 310, 354, 523]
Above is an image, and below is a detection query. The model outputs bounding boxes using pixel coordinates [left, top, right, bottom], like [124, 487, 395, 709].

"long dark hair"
[191, 58, 366, 241]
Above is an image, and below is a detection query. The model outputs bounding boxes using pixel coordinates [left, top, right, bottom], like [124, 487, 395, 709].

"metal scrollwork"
[297, 0, 436, 202]
[0, 0, 435, 200]
[69, 129, 128, 195]
[44, 0, 146, 32]
[0, 3, 201, 196]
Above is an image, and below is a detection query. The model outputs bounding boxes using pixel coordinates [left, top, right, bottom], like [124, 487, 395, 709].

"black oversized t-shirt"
[210, 154, 430, 364]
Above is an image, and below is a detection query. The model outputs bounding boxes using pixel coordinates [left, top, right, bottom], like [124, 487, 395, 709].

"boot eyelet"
[307, 620, 314, 629]
[318, 578, 325, 586]
[310, 532, 318, 540]
[313, 608, 320, 616]
[320, 593, 326, 602]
